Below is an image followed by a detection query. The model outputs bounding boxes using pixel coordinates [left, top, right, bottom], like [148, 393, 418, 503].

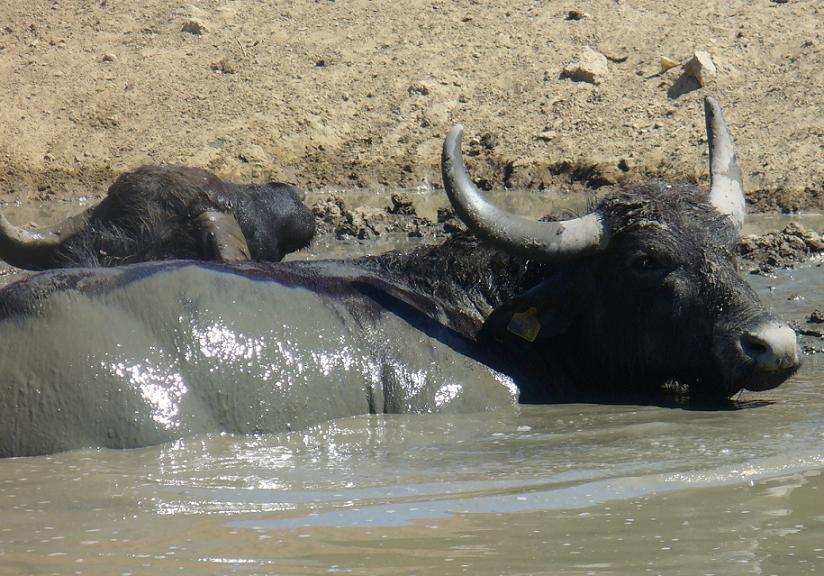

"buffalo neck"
[350, 234, 549, 340]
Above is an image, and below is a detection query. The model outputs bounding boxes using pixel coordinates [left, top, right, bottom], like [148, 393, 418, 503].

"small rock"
[562, 46, 608, 85]
[683, 50, 716, 86]
[312, 195, 382, 239]
[387, 193, 416, 216]
[101, 53, 116, 63]
[798, 326, 824, 338]
[566, 9, 591, 20]
[617, 158, 634, 172]
[437, 207, 465, 235]
[536, 130, 558, 142]
[407, 223, 424, 238]
[436, 207, 454, 224]
[605, 53, 629, 63]
[479, 133, 497, 149]
[784, 235, 808, 252]
[181, 18, 207, 35]
[211, 58, 237, 74]
[808, 310, 824, 324]
[659, 56, 679, 73]
[237, 144, 266, 164]
[408, 80, 432, 96]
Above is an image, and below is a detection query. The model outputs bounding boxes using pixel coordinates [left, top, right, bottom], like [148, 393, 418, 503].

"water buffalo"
[0, 165, 315, 269]
[0, 98, 801, 457]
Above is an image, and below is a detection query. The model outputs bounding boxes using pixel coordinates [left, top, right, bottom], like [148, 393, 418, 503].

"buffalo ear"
[479, 272, 580, 344]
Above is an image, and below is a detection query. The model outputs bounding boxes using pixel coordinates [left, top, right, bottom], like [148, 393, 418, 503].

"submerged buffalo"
[0, 165, 315, 269]
[0, 98, 800, 457]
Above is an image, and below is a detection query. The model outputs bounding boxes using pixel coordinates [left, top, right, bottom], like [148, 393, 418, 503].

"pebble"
[562, 46, 608, 85]
[659, 56, 679, 73]
[566, 9, 591, 20]
[683, 50, 716, 86]
[237, 144, 267, 164]
[387, 193, 416, 216]
[408, 80, 432, 96]
[605, 53, 629, 63]
[536, 130, 558, 142]
[479, 133, 498, 149]
[211, 58, 237, 74]
[181, 18, 208, 35]
[101, 53, 116, 63]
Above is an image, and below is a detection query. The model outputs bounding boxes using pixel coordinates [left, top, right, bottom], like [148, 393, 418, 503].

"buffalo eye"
[629, 252, 666, 274]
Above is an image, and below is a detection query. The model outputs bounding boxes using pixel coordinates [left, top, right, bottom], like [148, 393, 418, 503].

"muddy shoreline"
[308, 191, 823, 269]
[2, 189, 821, 274]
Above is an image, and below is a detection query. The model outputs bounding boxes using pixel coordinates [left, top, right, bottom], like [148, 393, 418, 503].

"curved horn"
[704, 96, 745, 230]
[441, 125, 609, 261]
[0, 210, 87, 269]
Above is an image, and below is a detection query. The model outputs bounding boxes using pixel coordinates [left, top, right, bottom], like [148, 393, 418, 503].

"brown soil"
[0, 1, 822, 211]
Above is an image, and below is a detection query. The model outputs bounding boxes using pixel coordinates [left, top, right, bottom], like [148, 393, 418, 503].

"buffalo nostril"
[740, 333, 768, 356]
[740, 323, 801, 372]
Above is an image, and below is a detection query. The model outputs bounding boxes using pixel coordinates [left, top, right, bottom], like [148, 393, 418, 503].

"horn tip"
[447, 124, 464, 141]
[443, 124, 466, 162]
[703, 96, 723, 123]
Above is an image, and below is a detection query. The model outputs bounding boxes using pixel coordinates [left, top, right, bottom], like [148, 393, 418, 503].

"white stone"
[659, 56, 679, 73]
[562, 46, 608, 85]
[684, 50, 716, 86]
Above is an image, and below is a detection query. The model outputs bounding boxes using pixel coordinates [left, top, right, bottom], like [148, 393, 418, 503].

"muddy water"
[0, 196, 822, 575]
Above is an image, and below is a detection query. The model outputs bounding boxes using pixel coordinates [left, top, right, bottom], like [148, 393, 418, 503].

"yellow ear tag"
[506, 307, 542, 342]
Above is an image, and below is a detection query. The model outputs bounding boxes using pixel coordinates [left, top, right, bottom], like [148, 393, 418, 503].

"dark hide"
[365, 181, 798, 401]
[0, 177, 795, 406]
[16, 165, 315, 268]
[476, 183, 797, 400]
[0, 180, 801, 456]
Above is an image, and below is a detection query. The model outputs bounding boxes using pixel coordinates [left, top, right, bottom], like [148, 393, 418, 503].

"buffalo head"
[443, 97, 801, 400]
[0, 166, 315, 269]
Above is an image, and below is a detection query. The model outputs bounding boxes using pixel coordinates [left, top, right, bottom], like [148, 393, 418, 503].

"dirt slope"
[0, 0, 821, 210]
